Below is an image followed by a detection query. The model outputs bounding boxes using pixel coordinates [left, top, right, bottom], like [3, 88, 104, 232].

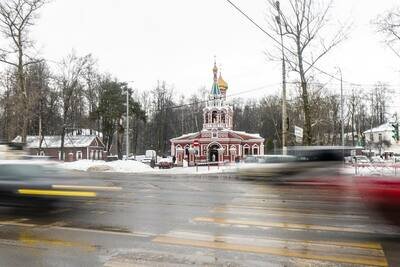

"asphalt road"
[0, 172, 399, 266]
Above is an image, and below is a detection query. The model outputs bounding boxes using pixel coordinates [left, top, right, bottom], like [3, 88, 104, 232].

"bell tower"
[203, 58, 233, 130]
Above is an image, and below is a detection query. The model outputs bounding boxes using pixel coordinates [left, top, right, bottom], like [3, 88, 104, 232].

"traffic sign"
[294, 126, 303, 143]
[193, 139, 199, 147]
[294, 126, 303, 138]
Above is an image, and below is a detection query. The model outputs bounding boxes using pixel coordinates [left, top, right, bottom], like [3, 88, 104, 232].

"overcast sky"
[26, 0, 400, 112]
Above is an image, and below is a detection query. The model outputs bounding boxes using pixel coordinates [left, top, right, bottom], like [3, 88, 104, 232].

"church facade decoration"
[170, 59, 264, 165]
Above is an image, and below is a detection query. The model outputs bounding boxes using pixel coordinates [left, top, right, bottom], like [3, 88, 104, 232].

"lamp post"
[275, 1, 287, 155]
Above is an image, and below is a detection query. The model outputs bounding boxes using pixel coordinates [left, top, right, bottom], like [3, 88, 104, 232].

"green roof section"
[211, 82, 220, 96]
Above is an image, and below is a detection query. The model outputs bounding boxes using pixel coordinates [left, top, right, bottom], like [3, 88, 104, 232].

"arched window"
[243, 144, 250, 155]
[252, 144, 259, 155]
[212, 111, 218, 123]
[221, 112, 225, 123]
[205, 112, 209, 123]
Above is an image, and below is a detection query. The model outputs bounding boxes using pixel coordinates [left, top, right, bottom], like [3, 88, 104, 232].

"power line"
[224, 0, 359, 86]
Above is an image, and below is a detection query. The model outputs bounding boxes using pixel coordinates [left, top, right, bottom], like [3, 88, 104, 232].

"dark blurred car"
[106, 155, 119, 162]
[0, 160, 119, 209]
[158, 158, 173, 169]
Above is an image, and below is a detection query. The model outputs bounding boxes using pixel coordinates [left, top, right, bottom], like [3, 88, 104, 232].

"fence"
[349, 162, 400, 176]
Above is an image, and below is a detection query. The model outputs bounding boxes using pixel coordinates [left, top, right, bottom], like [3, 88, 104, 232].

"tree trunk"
[296, 36, 312, 145]
[116, 121, 124, 160]
[60, 125, 66, 161]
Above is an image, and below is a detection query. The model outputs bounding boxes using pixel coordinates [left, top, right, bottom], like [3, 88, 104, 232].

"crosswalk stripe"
[241, 193, 361, 201]
[153, 236, 388, 266]
[193, 217, 376, 233]
[218, 205, 369, 216]
[166, 231, 383, 250]
[212, 207, 369, 220]
[232, 197, 363, 207]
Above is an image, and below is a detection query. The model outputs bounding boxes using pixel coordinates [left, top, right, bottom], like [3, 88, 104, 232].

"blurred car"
[356, 176, 400, 225]
[370, 156, 385, 163]
[351, 155, 370, 164]
[158, 158, 174, 169]
[141, 158, 152, 164]
[106, 155, 119, 162]
[238, 155, 298, 177]
[0, 160, 120, 209]
[237, 147, 344, 179]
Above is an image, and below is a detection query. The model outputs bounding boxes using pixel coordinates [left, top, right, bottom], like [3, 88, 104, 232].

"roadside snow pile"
[62, 160, 154, 173]
[154, 164, 237, 174]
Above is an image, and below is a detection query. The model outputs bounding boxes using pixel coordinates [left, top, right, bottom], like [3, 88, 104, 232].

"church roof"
[210, 82, 221, 96]
[170, 132, 200, 141]
[170, 129, 264, 142]
[218, 73, 228, 91]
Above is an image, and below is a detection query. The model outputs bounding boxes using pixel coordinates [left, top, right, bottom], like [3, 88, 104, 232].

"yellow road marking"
[241, 193, 361, 200]
[167, 231, 383, 250]
[218, 205, 369, 217]
[52, 185, 122, 191]
[194, 217, 375, 233]
[0, 220, 154, 237]
[153, 236, 388, 267]
[19, 232, 95, 251]
[18, 189, 96, 197]
[212, 207, 369, 220]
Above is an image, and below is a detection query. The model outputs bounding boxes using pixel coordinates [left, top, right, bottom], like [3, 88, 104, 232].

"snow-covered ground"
[61, 160, 235, 174]
[62, 160, 155, 173]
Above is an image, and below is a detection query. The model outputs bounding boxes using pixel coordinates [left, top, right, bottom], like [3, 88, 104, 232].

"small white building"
[363, 122, 400, 154]
[363, 123, 397, 144]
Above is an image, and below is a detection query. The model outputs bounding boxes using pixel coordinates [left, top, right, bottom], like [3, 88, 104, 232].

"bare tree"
[0, 0, 46, 142]
[268, 0, 348, 144]
[56, 52, 91, 160]
[375, 8, 400, 57]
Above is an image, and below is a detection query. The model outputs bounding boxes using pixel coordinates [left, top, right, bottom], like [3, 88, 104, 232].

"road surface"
[0, 172, 398, 266]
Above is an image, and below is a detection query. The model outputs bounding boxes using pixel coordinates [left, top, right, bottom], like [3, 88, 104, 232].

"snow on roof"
[227, 130, 263, 139]
[363, 122, 394, 134]
[12, 135, 103, 149]
[170, 132, 199, 140]
[71, 129, 102, 137]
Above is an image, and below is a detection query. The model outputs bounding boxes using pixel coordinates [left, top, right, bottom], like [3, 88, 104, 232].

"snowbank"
[153, 164, 236, 174]
[62, 160, 155, 173]
[62, 159, 236, 174]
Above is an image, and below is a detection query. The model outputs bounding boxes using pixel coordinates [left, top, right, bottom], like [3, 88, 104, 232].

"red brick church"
[170, 60, 264, 165]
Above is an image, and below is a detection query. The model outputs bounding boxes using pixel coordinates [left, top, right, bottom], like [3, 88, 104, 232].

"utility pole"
[336, 67, 344, 146]
[275, 1, 287, 154]
[126, 87, 129, 160]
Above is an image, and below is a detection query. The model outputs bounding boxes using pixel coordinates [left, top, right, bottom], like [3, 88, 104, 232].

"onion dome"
[211, 82, 220, 96]
[218, 73, 228, 92]
[210, 58, 221, 96]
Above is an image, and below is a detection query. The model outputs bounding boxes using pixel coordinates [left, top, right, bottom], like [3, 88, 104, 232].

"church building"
[170, 60, 264, 165]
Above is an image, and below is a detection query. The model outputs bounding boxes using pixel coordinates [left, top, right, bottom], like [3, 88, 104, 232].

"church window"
[252, 144, 259, 155]
[221, 112, 225, 123]
[243, 144, 250, 155]
[212, 111, 218, 123]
